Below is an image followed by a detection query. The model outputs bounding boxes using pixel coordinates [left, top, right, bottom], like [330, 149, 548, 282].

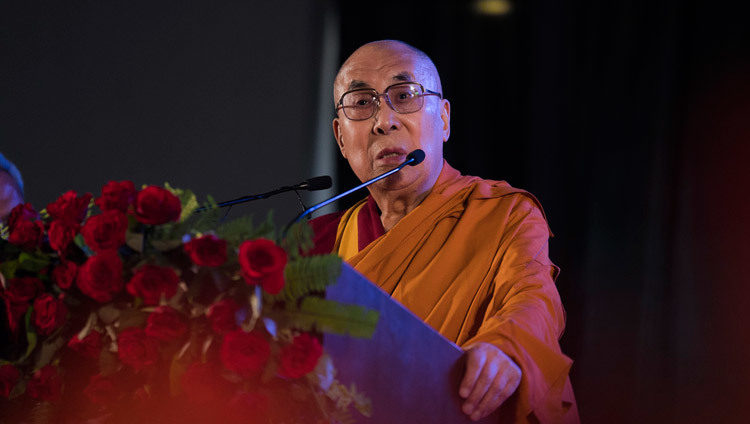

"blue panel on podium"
[325, 263, 504, 423]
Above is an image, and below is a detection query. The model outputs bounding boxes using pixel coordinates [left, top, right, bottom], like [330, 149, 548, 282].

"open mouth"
[376, 148, 407, 160]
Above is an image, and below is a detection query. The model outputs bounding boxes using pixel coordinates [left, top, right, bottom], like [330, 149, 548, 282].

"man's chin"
[373, 172, 418, 192]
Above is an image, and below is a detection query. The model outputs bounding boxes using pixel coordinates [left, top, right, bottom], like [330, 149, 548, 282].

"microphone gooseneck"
[196, 175, 333, 212]
[284, 149, 425, 232]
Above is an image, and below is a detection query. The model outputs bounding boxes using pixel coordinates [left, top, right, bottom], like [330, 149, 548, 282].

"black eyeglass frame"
[335, 82, 443, 121]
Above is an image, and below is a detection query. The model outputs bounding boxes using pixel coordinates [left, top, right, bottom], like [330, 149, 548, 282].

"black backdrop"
[3, 0, 749, 422]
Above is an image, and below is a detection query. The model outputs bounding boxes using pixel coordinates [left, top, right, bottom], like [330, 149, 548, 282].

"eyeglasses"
[336, 82, 442, 121]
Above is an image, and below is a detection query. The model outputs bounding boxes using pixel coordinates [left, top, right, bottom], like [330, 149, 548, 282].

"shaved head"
[333, 40, 443, 104]
[330, 39, 451, 206]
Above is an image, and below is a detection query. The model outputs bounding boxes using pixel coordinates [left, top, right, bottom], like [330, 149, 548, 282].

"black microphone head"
[303, 175, 333, 191]
[406, 149, 425, 166]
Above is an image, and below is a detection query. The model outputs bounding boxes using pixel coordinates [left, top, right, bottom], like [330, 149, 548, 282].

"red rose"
[126, 264, 179, 306]
[96, 180, 136, 213]
[76, 250, 124, 302]
[134, 186, 181, 225]
[219, 330, 270, 377]
[1, 277, 43, 333]
[2, 276, 44, 303]
[67, 330, 103, 359]
[52, 260, 78, 289]
[180, 362, 233, 404]
[7, 203, 38, 228]
[81, 209, 128, 252]
[184, 235, 227, 267]
[0, 364, 20, 398]
[46, 190, 92, 223]
[277, 333, 323, 379]
[238, 239, 287, 295]
[48, 219, 80, 255]
[225, 391, 269, 424]
[8, 218, 44, 250]
[207, 298, 240, 334]
[32, 293, 68, 336]
[84, 374, 121, 405]
[145, 306, 187, 342]
[26, 365, 63, 402]
[117, 327, 159, 371]
[2, 301, 29, 333]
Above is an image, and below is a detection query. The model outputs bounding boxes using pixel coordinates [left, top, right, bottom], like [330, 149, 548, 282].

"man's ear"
[332, 117, 347, 158]
[441, 99, 451, 142]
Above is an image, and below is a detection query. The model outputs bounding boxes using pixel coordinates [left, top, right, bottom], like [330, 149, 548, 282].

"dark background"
[2, 0, 749, 422]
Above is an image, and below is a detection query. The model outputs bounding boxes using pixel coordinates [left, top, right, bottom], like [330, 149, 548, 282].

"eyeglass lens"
[341, 83, 424, 120]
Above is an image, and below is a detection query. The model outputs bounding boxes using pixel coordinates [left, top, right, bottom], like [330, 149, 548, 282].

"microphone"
[284, 149, 425, 230]
[197, 175, 333, 212]
[296, 176, 333, 191]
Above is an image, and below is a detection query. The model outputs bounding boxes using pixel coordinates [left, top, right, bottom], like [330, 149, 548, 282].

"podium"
[324, 264, 503, 423]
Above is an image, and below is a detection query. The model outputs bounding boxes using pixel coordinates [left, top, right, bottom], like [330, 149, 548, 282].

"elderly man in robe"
[0, 152, 24, 222]
[310, 40, 578, 422]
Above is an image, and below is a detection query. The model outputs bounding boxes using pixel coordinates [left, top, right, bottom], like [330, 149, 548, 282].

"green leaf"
[12, 308, 38, 365]
[281, 297, 379, 339]
[0, 221, 9, 239]
[273, 255, 342, 303]
[216, 211, 276, 248]
[73, 233, 94, 257]
[186, 195, 223, 234]
[281, 221, 315, 260]
[18, 252, 51, 272]
[0, 259, 19, 280]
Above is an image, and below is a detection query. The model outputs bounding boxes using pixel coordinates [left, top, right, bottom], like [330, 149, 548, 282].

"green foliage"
[164, 182, 199, 223]
[73, 233, 93, 257]
[1, 259, 19, 280]
[281, 221, 315, 260]
[273, 255, 342, 303]
[281, 297, 379, 339]
[186, 195, 223, 235]
[8, 309, 38, 366]
[18, 252, 50, 273]
[217, 211, 276, 248]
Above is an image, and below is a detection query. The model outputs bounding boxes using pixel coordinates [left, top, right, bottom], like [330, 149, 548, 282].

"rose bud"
[117, 327, 159, 371]
[277, 333, 323, 379]
[238, 239, 287, 295]
[220, 330, 270, 377]
[184, 235, 227, 267]
[81, 209, 128, 252]
[126, 264, 179, 306]
[46, 190, 92, 223]
[32, 293, 68, 336]
[76, 250, 124, 302]
[96, 180, 136, 213]
[134, 186, 181, 225]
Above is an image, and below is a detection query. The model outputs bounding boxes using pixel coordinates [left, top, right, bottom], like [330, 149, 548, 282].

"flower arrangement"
[0, 181, 377, 424]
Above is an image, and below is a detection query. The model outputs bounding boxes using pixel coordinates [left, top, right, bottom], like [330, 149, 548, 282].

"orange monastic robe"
[310, 162, 578, 423]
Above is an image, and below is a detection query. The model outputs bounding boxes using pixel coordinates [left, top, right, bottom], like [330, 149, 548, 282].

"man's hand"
[459, 342, 522, 421]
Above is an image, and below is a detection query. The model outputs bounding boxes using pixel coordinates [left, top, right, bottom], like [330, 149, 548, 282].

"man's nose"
[372, 98, 401, 135]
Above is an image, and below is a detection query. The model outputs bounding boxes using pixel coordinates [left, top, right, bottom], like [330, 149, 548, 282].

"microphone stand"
[195, 176, 332, 213]
[283, 150, 424, 235]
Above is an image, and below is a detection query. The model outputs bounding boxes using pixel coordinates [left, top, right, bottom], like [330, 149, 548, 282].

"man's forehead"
[346, 71, 415, 91]
[335, 52, 432, 94]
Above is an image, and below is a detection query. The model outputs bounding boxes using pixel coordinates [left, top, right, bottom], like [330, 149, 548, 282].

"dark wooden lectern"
[324, 263, 502, 423]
